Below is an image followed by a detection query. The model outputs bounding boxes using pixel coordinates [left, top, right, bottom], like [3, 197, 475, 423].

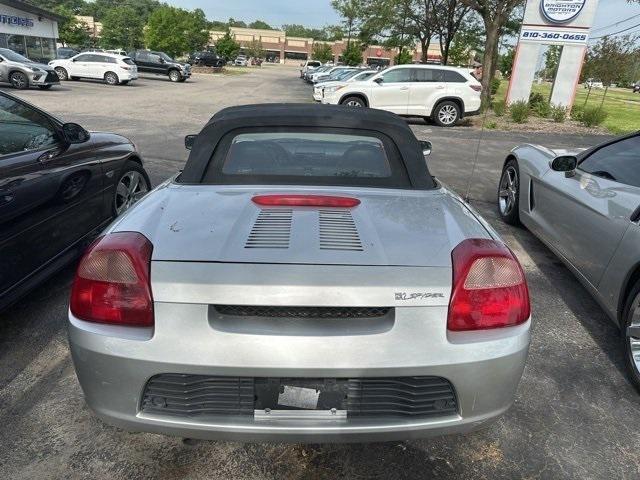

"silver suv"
[0, 48, 59, 90]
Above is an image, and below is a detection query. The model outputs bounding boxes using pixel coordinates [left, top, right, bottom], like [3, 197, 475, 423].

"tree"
[245, 39, 266, 58]
[395, 49, 414, 64]
[541, 45, 561, 80]
[459, 0, 525, 103]
[29, 0, 85, 13]
[54, 5, 90, 47]
[331, 0, 365, 47]
[248, 20, 273, 30]
[434, 0, 470, 65]
[447, 18, 483, 65]
[410, 0, 440, 63]
[100, 5, 144, 50]
[215, 30, 241, 61]
[145, 6, 209, 58]
[228, 18, 247, 28]
[313, 43, 334, 62]
[341, 41, 363, 65]
[498, 47, 515, 78]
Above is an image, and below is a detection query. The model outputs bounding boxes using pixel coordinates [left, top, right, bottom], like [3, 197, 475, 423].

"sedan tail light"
[447, 238, 530, 331]
[469, 84, 482, 92]
[70, 232, 154, 327]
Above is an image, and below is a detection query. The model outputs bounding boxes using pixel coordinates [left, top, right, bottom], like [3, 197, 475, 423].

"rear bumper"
[69, 301, 530, 442]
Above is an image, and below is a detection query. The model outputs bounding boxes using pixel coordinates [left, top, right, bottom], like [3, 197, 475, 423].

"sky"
[168, 0, 640, 35]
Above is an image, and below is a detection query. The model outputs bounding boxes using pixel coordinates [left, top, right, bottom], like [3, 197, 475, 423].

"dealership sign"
[0, 14, 35, 27]
[540, 0, 586, 24]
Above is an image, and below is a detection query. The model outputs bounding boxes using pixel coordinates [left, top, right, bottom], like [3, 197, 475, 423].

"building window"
[26, 36, 42, 62]
[7, 35, 26, 55]
[42, 38, 55, 61]
[0, 34, 7, 49]
[284, 51, 307, 60]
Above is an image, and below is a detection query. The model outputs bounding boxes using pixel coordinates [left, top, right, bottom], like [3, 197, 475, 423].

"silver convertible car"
[498, 132, 640, 390]
[68, 104, 531, 442]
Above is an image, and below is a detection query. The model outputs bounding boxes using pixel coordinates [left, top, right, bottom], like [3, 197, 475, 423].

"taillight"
[252, 195, 360, 207]
[447, 238, 530, 331]
[470, 84, 482, 92]
[70, 232, 154, 327]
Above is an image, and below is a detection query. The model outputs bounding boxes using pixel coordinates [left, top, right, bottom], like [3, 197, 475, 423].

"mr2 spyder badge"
[395, 292, 445, 301]
[540, 0, 586, 24]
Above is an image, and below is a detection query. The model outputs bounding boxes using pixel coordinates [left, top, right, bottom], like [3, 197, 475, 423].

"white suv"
[49, 52, 138, 86]
[321, 64, 482, 127]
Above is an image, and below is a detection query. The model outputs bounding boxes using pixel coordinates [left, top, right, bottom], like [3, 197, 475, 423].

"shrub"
[580, 106, 608, 127]
[570, 104, 584, 122]
[509, 100, 530, 123]
[533, 101, 551, 118]
[529, 92, 546, 108]
[490, 77, 501, 96]
[486, 121, 497, 129]
[550, 104, 567, 123]
[492, 100, 506, 116]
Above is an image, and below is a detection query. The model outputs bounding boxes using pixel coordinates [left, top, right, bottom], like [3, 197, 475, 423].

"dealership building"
[210, 27, 443, 66]
[0, 0, 62, 62]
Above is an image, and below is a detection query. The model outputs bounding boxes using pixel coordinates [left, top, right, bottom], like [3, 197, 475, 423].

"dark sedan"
[188, 51, 226, 68]
[0, 91, 151, 311]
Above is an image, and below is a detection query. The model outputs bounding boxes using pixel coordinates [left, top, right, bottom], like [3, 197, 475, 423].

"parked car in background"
[299, 59, 322, 78]
[313, 70, 376, 102]
[68, 104, 530, 443]
[128, 50, 191, 82]
[56, 47, 79, 59]
[497, 133, 640, 392]
[584, 78, 604, 89]
[49, 52, 138, 86]
[633, 83, 639, 94]
[303, 65, 331, 82]
[188, 51, 226, 67]
[105, 49, 127, 56]
[312, 67, 359, 84]
[0, 91, 151, 311]
[234, 55, 249, 67]
[322, 64, 482, 127]
[0, 48, 59, 90]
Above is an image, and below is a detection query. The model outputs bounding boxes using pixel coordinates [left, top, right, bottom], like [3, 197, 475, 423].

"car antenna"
[463, 99, 492, 204]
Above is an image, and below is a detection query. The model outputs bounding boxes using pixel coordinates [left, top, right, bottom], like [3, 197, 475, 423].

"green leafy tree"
[542, 45, 561, 80]
[331, 0, 365, 47]
[312, 43, 334, 62]
[29, 0, 85, 13]
[145, 6, 209, 58]
[498, 47, 515, 78]
[245, 40, 266, 58]
[283, 24, 329, 40]
[395, 49, 414, 65]
[215, 30, 241, 61]
[54, 5, 90, 47]
[100, 5, 144, 50]
[447, 19, 483, 66]
[228, 18, 247, 28]
[248, 20, 273, 30]
[435, 0, 470, 65]
[341, 41, 363, 65]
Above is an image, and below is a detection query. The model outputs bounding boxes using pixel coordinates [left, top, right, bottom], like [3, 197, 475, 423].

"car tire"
[113, 161, 151, 217]
[178, 77, 187, 83]
[121, 80, 129, 85]
[54, 67, 68, 81]
[104, 71, 119, 85]
[38, 85, 53, 90]
[623, 282, 640, 393]
[168, 70, 181, 82]
[497, 159, 521, 226]
[9, 71, 28, 89]
[340, 96, 366, 108]
[433, 101, 461, 127]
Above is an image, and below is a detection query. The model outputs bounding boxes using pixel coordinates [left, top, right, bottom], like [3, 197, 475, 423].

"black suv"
[188, 51, 226, 67]
[128, 50, 191, 82]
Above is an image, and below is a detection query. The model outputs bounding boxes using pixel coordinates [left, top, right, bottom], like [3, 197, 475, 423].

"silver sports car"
[498, 132, 640, 390]
[68, 104, 531, 443]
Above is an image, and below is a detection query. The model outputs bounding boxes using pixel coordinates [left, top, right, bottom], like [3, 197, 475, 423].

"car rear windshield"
[202, 128, 411, 188]
[122, 58, 135, 65]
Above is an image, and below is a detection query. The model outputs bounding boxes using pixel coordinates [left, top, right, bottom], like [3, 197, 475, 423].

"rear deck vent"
[245, 209, 292, 249]
[214, 305, 391, 318]
[318, 209, 363, 251]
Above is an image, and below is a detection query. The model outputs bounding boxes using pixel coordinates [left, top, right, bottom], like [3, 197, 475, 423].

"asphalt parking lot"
[1, 66, 639, 480]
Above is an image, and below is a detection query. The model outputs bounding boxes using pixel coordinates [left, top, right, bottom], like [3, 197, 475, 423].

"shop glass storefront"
[0, 33, 56, 62]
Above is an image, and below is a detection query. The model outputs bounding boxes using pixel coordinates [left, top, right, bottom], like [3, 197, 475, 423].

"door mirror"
[551, 155, 578, 177]
[419, 140, 432, 157]
[374, 77, 383, 84]
[61, 123, 90, 144]
[184, 134, 197, 150]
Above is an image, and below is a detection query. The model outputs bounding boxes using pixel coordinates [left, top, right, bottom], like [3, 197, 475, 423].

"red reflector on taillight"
[252, 195, 361, 207]
[447, 238, 530, 331]
[70, 232, 154, 327]
[470, 84, 482, 92]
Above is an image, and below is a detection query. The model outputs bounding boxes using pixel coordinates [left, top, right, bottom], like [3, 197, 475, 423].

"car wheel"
[178, 77, 187, 83]
[54, 67, 68, 81]
[341, 96, 366, 108]
[623, 282, 640, 393]
[38, 85, 53, 90]
[169, 70, 181, 82]
[10, 71, 28, 90]
[498, 159, 521, 226]
[121, 80, 129, 85]
[433, 101, 460, 127]
[104, 71, 119, 85]
[113, 162, 151, 216]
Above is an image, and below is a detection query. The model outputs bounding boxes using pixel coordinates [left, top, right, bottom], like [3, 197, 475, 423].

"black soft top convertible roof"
[178, 103, 436, 189]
